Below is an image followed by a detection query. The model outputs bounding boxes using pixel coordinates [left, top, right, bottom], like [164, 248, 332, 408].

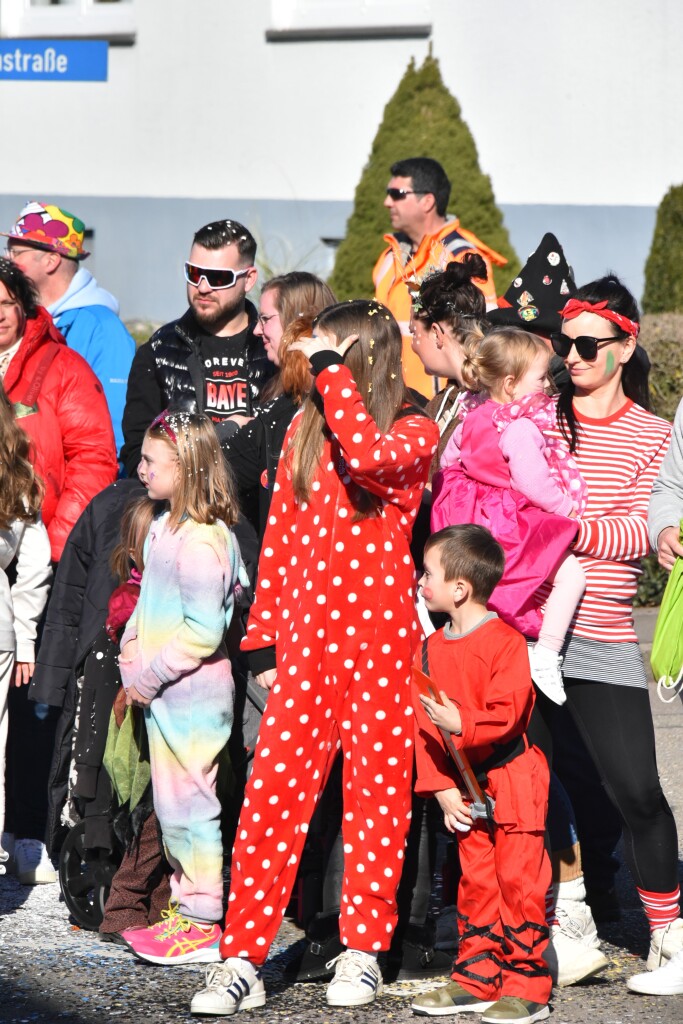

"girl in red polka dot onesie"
[191, 300, 439, 1016]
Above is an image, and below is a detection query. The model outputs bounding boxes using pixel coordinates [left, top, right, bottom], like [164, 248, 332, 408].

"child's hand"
[126, 684, 151, 708]
[290, 332, 359, 362]
[419, 691, 462, 734]
[255, 668, 277, 690]
[435, 787, 473, 833]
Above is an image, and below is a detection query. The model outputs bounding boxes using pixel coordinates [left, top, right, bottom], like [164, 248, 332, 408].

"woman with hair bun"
[411, 253, 488, 472]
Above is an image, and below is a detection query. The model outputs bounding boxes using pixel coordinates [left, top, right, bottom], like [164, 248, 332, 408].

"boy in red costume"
[411, 525, 551, 1024]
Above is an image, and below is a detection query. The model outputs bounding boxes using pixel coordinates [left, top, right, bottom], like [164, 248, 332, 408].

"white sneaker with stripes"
[326, 951, 383, 1006]
[190, 958, 265, 1016]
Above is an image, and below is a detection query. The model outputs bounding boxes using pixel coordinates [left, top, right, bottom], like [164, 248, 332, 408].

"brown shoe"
[411, 980, 496, 1015]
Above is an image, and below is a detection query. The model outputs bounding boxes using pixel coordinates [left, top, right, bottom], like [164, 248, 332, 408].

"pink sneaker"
[121, 906, 221, 965]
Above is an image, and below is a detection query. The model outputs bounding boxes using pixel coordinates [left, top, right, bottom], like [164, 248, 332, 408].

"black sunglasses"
[385, 188, 427, 201]
[184, 262, 252, 290]
[550, 331, 627, 362]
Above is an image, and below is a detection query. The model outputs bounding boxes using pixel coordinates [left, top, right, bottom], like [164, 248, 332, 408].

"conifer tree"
[329, 54, 519, 300]
[643, 184, 683, 313]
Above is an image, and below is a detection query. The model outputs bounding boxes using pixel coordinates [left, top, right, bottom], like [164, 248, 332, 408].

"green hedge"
[329, 55, 519, 301]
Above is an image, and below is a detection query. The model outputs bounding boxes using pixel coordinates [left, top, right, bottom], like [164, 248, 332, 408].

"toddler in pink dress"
[431, 327, 587, 704]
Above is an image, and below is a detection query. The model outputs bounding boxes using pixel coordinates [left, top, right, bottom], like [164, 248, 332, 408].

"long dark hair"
[0, 259, 39, 318]
[557, 275, 650, 452]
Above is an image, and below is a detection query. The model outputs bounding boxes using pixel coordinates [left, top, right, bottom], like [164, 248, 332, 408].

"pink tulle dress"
[431, 393, 587, 638]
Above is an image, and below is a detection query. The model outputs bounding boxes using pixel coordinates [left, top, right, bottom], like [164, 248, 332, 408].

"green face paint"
[605, 351, 615, 374]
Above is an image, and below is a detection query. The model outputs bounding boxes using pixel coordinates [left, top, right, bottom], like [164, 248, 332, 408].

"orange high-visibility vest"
[373, 219, 507, 397]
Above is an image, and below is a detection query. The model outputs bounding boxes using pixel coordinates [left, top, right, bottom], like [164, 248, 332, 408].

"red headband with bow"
[560, 298, 640, 338]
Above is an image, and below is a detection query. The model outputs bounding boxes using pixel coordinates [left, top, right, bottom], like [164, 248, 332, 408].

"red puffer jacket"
[3, 307, 118, 561]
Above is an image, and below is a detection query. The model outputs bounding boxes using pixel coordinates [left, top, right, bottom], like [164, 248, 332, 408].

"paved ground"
[0, 611, 681, 1023]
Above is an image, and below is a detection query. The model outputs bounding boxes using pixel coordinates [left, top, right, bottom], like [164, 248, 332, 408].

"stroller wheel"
[58, 820, 121, 930]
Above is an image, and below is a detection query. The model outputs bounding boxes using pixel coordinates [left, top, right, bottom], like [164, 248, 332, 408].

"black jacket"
[120, 301, 274, 477]
[222, 393, 299, 541]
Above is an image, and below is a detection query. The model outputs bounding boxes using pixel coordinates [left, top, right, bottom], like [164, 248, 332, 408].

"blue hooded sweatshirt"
[48, 268, 135, 462]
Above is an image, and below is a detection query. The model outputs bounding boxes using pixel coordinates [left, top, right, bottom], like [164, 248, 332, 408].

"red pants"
[220, 658, 414, 964]
[453, 750, 552, 1005]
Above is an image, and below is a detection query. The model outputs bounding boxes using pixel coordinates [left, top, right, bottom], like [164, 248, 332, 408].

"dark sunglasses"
[184, 262, 252, 290]
[385, 188, 427, 201]
[550, 331, 627, 361]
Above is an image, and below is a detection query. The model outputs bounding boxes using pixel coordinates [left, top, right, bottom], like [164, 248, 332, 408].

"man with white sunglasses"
[121, 219, 274, 476]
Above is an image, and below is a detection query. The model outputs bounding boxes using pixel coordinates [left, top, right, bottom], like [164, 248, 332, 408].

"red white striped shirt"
[548, 400, 671, 642]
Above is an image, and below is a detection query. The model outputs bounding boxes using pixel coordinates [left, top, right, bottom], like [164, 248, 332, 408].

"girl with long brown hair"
[0, 384, 52, 876]
[190, 300, 439, 1015]
[116, 411, 247, 965]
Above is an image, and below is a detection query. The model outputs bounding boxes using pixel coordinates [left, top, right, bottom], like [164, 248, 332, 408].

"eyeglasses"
[550, 331, 627, 361]
[257, 312, 279, 327]
[184, 262, 253, 290]
[385, 188, 427, 201]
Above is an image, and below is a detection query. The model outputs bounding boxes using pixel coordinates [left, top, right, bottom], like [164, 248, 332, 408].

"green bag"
[102, 704, 151, 811]
[650, 522, 683, 703]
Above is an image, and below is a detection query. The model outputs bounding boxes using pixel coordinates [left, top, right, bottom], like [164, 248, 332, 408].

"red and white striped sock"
[636, 886, 681, 932]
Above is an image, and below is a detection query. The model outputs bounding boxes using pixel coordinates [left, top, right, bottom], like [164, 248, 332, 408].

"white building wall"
[0, 1, 680, 316]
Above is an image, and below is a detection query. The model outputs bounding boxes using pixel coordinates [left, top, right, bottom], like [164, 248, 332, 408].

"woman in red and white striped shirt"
[550, 276, 681, 986]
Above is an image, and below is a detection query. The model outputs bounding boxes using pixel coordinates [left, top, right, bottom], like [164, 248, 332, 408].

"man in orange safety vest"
[373, 157, 507, 397]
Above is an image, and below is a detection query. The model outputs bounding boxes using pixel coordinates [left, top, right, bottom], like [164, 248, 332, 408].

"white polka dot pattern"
[220, 365, 439, 963]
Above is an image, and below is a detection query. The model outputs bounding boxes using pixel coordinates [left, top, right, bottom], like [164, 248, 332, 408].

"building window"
[1, 0, 136, 43]
[267, 0, 432, 42]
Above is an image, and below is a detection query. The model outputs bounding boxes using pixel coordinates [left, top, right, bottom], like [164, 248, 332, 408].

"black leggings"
[563, 677, 679, 893]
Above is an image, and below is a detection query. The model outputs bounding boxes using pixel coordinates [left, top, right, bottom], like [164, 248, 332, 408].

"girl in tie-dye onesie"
[117, 410, 246, 966]
[190, 300, 439, 1017]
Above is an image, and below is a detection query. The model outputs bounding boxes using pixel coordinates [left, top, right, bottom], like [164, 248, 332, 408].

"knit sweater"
[119, 513, 244, 700]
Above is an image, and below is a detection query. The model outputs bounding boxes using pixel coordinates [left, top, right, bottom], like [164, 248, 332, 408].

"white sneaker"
[646, 917, 683, 970]
[554, 877, 601, 949]
[628, 948, 683, 995]
[190, 958, 266, 1016]
[326, 951, 383, 1007]
[0, 832, 14, 875]
[14, 839, 57, 885]
[529, 645, 566, 705]
[544, 928, 609, 987]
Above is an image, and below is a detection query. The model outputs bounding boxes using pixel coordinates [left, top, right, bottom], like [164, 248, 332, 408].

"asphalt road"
[0, 615, 681, 1024]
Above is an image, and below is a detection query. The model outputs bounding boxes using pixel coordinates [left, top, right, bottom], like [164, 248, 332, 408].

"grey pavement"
[1, 620, 682, 1023]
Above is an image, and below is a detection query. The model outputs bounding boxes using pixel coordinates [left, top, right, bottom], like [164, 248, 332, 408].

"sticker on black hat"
[543, 275, 552, 285]
[547, 252, 560, 266]
[513, 277, 523, 288]
[518, 305, 539, 322]
[560, 279, 570, 295]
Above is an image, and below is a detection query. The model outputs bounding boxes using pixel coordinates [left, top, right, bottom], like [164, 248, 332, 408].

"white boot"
[544, 876, 608, 987]
[529, 645, 567, 705]
[0, 832, 13, 875]
[628, 949, 683, 995]
[646, 917, 683, 971]
[554, 877, 601, 949]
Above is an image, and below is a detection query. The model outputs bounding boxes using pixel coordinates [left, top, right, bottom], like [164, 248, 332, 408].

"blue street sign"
[0, 40, 108, 82]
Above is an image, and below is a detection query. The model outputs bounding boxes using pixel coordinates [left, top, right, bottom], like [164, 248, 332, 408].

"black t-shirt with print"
[200, 329, 251, 422]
